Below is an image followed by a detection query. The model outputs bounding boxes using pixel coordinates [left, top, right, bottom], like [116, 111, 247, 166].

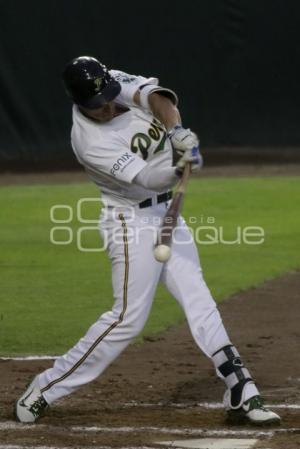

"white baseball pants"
[38, 202, 239, 404]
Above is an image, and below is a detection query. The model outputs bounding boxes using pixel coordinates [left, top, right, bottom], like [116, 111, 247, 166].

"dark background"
[0, 0, 299, 170]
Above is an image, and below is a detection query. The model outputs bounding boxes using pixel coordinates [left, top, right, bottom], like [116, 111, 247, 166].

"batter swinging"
[15, 56, 280, 426]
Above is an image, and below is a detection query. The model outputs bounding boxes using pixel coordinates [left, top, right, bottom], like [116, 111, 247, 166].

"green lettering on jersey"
[153, 133, 167, 154]
[148, 122, 161, 141]
[131, 133, 151, 160]
[131, 119, 167, 160]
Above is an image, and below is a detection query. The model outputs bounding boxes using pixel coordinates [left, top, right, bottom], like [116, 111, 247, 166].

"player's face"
[83, 102, 117, 123]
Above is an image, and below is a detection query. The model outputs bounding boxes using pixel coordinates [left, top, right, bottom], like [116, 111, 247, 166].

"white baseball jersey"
[71, 70, 174, 207]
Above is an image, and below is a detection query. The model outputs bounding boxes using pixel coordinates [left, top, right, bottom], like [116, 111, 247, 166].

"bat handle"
[154, 163, 191, 263]
[177, 162, 191, 193]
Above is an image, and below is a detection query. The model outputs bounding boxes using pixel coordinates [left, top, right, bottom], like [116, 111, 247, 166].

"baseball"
[154, 244, 171, 262]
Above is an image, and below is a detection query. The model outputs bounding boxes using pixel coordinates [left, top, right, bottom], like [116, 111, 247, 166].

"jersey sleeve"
[83, 140, 147, 183]
[110, 69, 158, 108]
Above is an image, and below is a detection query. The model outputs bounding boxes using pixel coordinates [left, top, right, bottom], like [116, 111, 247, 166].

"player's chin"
[99, 112, 115, 122]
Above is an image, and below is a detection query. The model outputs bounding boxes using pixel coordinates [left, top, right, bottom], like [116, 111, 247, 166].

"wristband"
[167, 124, 183, 138]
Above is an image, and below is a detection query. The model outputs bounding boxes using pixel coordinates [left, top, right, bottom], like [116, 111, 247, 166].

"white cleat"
[226, 395, 281, 426]
[15, 376, 48, 423]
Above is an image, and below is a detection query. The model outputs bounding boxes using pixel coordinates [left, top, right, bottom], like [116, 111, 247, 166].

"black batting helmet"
[62, 56, 121, 109]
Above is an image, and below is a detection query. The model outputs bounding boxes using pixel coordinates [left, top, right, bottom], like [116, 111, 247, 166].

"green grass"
[0, 177, 299, 355]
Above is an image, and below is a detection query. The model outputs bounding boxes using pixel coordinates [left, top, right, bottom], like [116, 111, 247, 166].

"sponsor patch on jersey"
[113, 73, 137, 84]
[110, 152, 135, 177]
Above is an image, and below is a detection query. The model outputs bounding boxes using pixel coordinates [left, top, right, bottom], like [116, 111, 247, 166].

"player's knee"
[126, 320, 145, 337]
[97, 307, 147, 338]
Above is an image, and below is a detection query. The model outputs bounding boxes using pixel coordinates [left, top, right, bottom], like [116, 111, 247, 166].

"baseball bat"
[154, 163, 191, 262]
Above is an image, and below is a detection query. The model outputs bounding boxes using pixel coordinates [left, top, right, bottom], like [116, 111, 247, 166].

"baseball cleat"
[15, 376, 49, 423]
[226, 395, 281, 426]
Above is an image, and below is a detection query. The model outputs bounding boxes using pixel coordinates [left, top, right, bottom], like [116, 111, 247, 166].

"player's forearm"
[148, 93, 181, 131]
[133, 165, 179, 192]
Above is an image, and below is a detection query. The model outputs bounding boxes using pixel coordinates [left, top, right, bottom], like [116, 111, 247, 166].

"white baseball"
[154, 244, 171, 262]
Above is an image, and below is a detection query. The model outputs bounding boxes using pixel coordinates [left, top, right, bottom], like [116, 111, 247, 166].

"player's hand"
[176, 145, 203, 174]
[168, 125, 199, 153]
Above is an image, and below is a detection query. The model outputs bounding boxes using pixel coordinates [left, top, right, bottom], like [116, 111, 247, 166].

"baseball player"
[15, 56, 280, 426]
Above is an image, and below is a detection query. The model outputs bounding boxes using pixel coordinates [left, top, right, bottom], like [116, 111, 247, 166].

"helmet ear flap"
[62, 56, 121, 109]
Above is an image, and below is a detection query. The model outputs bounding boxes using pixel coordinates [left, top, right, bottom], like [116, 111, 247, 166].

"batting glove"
[168, 125, 199, 153]
[176, 145, 203, 174]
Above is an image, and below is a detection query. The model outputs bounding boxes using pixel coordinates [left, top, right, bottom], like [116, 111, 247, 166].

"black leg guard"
[212, 345, 254, 409]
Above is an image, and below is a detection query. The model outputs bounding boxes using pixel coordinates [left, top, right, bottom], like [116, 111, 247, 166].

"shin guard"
[212, 345, 255, 409]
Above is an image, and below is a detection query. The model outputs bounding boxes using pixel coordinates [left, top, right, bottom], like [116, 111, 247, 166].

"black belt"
[139, 191, 172, 209]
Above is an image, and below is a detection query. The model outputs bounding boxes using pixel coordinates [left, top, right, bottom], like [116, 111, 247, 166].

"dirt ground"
[0, 270, 299, 448]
